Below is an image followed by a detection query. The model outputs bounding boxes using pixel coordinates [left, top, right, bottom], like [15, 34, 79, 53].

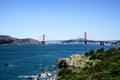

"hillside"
[57, 48, 120, 80]
[0, 35, 41, 45]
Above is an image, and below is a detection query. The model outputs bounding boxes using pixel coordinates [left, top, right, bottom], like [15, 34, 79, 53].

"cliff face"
[0, 35, 41, 45]
[57, 54, 92, 69]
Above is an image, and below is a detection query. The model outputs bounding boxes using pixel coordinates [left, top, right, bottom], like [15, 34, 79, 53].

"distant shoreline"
[0, 35, 120, 45]
[0, 35, 41, 45]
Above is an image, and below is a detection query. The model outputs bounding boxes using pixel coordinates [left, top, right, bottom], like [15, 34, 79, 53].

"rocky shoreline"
[57, 54, 90, 69]
[19, 71, 58, 80]
[19, 54, 89, 80]
[56, 48, 120, 80]
[18, 66, 59, 80]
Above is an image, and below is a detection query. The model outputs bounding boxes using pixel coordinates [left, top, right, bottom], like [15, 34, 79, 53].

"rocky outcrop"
[57, 58, 69, 69]
[0, 35, 41, 45]
[57, 54, 91, 69]
[3, 63, 10, 67]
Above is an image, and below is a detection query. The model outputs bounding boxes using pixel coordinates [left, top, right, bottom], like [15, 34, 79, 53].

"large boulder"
[57, 58, 69, 69]
[57, 54, 90, 69]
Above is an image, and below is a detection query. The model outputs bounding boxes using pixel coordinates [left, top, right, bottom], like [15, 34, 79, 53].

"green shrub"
[58, 68, 72, 77]
[58, 48, 120, 80]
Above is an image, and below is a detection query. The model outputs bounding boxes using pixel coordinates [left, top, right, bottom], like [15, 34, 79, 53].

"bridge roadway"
[40, 40, 112, 43]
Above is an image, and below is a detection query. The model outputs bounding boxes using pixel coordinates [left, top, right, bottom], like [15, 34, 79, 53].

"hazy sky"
[0, 0, 120, 40]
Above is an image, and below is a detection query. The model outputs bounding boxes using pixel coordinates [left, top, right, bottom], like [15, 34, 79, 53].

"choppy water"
[0, 44, 119, 80]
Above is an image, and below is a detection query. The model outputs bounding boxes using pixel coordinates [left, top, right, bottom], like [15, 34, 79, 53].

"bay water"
[0, 44, 119, 80]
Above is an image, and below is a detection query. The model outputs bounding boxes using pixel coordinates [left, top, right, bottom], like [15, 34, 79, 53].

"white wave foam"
[18, 70, 58, 80]
[18, 75, 39, 80]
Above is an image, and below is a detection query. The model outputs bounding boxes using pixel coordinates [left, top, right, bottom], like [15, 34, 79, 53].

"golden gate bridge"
[40, 32, 112, 45]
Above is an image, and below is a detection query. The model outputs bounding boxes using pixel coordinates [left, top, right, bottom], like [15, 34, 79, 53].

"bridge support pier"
[42, 34, 45, 44]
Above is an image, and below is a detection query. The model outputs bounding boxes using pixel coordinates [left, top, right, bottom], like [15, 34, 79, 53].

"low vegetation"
[58, 48, 120, 80]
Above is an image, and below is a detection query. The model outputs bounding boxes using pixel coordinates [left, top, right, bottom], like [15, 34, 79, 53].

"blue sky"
[0, 0, 120, 40]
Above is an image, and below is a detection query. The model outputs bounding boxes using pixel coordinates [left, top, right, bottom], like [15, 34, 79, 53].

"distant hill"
[62, 38, 94, 43]
[62, 38, 120, 45]
[62, 38, 84, 43]
[0, 35, 41, 45]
